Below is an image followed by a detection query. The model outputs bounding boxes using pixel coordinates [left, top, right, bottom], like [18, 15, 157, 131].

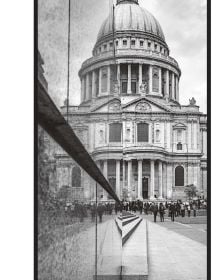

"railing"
[81, 49, 180, 70]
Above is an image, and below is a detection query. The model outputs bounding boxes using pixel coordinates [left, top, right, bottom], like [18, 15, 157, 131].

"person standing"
[170, 202, 175, 222]
[97, 203, 104, 223]
[151, 203, 158, 223]
[192, 204, 196, 217]
[91, 203, 96, 222]
[180, 203, 185, 217]
[159, 203, 165, 222]
[187, 204, 191, 217]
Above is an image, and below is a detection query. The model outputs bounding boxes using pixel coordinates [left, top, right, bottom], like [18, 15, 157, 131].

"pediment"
[91, 98, 121, 113]
[173, 123, 187, 130]
[122, 97, 172, 113]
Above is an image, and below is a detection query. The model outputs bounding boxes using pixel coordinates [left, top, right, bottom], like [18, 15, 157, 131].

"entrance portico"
[95, 158, 166, 200]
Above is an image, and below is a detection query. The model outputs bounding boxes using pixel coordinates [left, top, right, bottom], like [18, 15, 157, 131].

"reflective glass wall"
[38, 126, 122, 279]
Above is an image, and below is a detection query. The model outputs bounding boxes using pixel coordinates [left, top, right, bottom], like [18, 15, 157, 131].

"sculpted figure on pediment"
[135, 101, 151, 112]
[109, 101, 121, 112]
[189, 97, 196, 106]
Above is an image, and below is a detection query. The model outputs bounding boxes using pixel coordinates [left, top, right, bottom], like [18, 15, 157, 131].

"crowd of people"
[62, 198, 207, 224]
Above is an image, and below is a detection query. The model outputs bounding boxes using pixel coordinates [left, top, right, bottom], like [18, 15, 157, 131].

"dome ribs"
[96, 1, 166, 46]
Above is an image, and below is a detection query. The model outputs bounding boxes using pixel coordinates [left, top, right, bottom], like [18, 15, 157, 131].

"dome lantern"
[116, 0, 139, 5]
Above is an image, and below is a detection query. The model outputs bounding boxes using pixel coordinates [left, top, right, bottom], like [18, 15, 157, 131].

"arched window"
[137, 123, 149, 142]
[72, 166, 81, 188]
[109, 123, 122, 142]
[175, 166, 184, 186]
[177, 142, 182, 150]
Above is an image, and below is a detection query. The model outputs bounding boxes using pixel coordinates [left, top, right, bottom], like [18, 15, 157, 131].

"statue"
[140, 82, 147, 95]
[64, 98, 69, 106]
[189, 97, 196, 106]
[113, 81, 120, 95]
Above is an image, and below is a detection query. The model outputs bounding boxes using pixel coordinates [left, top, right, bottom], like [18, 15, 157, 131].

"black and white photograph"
[37, 0, 209, 279]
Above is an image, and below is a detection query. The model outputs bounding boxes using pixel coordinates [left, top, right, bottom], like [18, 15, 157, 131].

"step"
[122, 217, 143, 246]
[122, 216, 139, 226]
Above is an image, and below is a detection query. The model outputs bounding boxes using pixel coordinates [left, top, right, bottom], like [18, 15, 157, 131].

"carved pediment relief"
[108, 101, 121, 112]
[135, 101, 152, 112]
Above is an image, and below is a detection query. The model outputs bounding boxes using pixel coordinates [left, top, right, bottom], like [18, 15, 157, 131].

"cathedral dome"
[96, 0, 166, 45]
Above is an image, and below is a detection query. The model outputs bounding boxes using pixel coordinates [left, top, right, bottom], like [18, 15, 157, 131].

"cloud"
[39, 0, 207, 113]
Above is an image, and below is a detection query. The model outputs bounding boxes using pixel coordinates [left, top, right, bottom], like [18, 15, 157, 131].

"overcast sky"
[38, 0, 207, 113]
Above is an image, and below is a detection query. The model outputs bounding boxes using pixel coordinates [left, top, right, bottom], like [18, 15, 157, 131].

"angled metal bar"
[37, 80, 120, 203]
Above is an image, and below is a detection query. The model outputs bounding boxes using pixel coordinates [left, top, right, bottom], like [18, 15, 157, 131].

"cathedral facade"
[46, 0, 207, 201]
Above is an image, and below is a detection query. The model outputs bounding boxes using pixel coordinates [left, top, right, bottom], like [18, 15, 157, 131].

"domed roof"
[96, 0, 165, 43]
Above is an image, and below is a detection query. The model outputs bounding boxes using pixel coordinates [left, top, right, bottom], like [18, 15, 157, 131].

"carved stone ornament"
[113, 81, 119, 94]
[135, 101, 151, 112]
[64, 98, 68, 106]
[140, 82, 147, 94]
[189, 97, 196, 106]
[109, 101, 121, 112]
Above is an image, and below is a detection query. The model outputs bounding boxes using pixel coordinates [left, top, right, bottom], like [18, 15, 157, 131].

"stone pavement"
[146, 218, 207, 280]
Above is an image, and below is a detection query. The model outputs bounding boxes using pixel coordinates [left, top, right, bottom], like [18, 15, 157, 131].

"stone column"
[92, 71, 96, 99]
[149, 65, 153, 93]
[138, 160, 143, 199]
[172, 72, 175, 99]
[166, 69, 169, 98]
[176, 76, 179, 101]
[150, 160, 155, 199]
[203, 130, 207, 156]
[81, 77, 85, 102]
[158, 68, 162, 95]
[128, 64, 132, 94]
[117, 63, 120, 84]
[103, 160, 108, 200]
[194, 121, 197, 150]
[159, 161, 163, 199]
[128, 160, 132, 194]
[86, 73, 90, 100]
[99, 67, 102, 96]
[123, 160, 126, 189]
[116, 160, 121, 198]
[139, 63, 143, 94]
[107, 65, 111, 94]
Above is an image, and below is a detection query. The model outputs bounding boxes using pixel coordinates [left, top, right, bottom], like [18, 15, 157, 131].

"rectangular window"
[109, 123, 122, 142]
[140, 41, 144, 47]
[148, 42, 151, 48]
[137, 123, 149, 142]
[131, 40, 136, 46]
[123, 40, 127, 46]
[122, 82, 127, 93]
[131, 82, 136, 94]
[104, 44, 107, 50]
[110, 42, 113, 48]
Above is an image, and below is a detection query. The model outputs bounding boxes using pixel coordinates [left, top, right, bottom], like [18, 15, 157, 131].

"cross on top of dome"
[116, 0, 139, 5]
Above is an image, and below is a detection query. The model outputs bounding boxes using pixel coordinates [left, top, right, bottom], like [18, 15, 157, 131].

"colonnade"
[81, 63, 179, 102]
[96, 159, 165, 200]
